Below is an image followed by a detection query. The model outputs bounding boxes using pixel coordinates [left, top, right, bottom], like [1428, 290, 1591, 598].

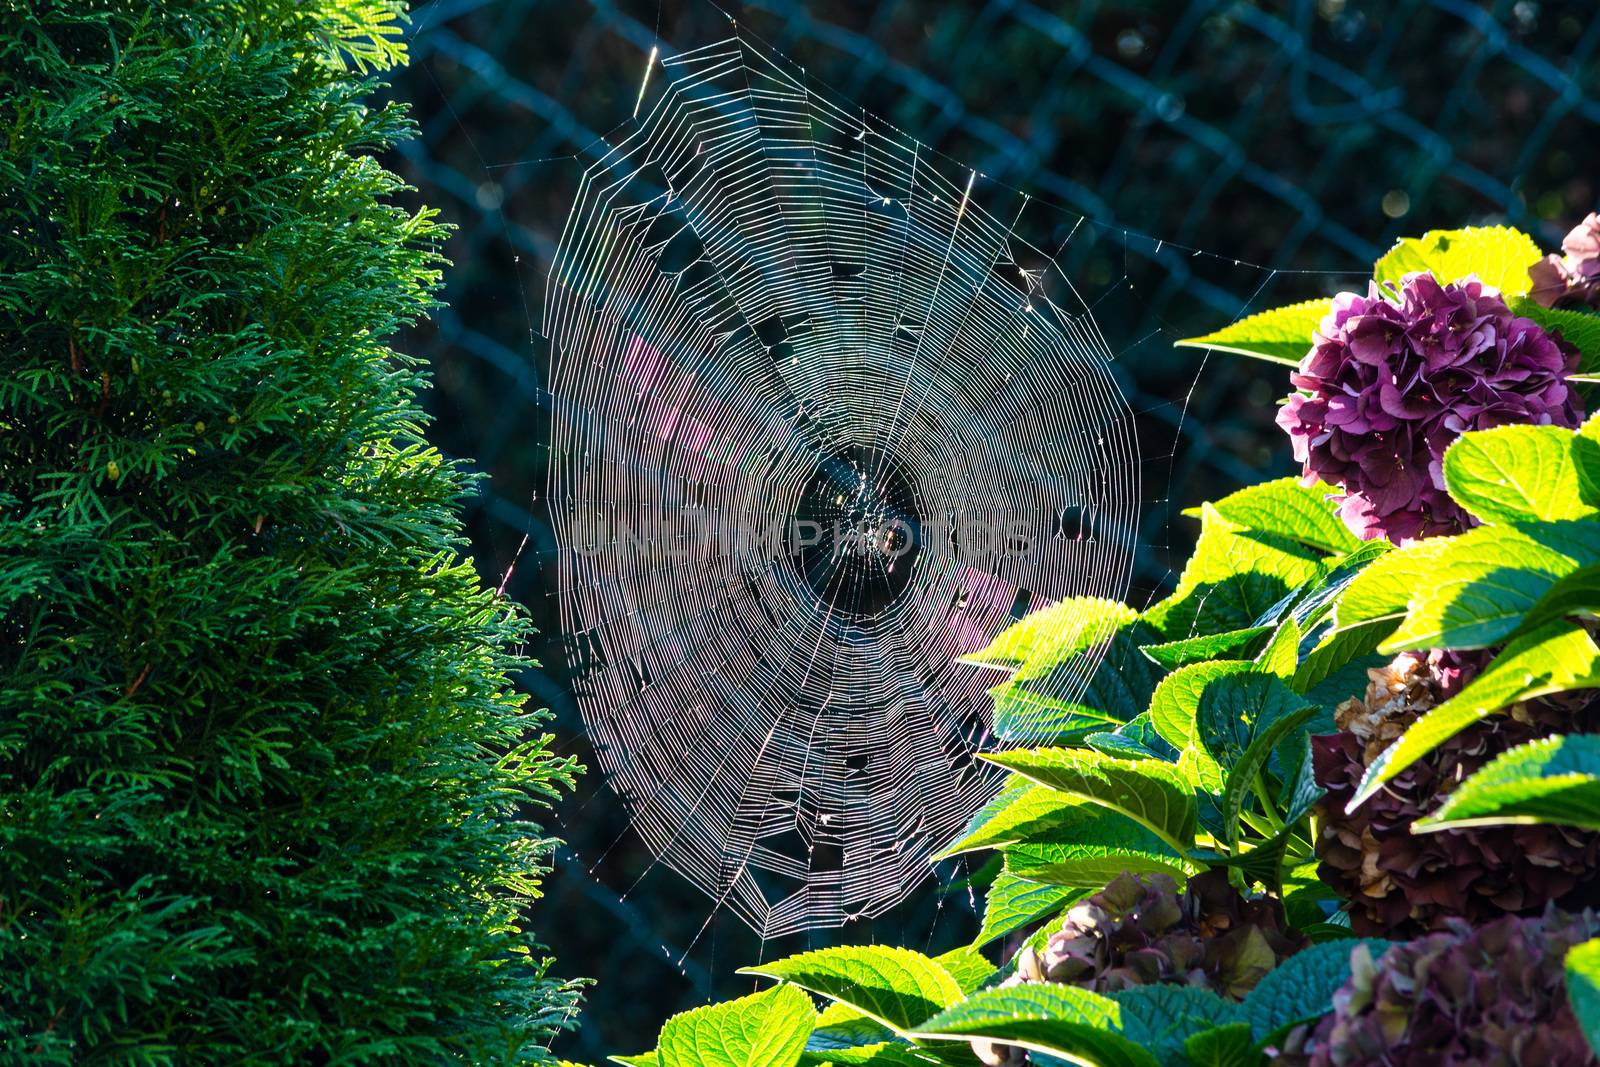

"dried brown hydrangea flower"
[1313, 651, 1600, 936]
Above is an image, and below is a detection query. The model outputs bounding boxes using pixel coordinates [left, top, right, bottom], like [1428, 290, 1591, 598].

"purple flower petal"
[1278, 269, 1584, 543]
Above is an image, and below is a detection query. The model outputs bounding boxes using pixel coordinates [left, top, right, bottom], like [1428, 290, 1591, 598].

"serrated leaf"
[1197, 672, 1318, 771]
[1443, 424, 1598, 524]
[1111, 985, 1239, 1065]
[981, 747, 1198, 853]
[1003, 806, 1195, 887]
[797, 1043, 950, 1066]
[1298, 654, 1384, 721]
[1254, 618, 1301, 680]
[1350, 621, 1600, 809]
[1149, 661, 1254, 753]
[1508, 562, 1600, 639]
[1293, 622, 1386, 698]
[609, 1056, 659, 1067]
[1414, 734, 1600, 832]
[1287, 540, 1392, 632]
[990, 622, 1166, 744]
[934, 779, 1084, 860]
[1332, 536, 1456, 635]
[1218, 703, 1320, 852]
[965, 597, 1139, 670]
[1146, 506, 1327, 640]
[975, 874, 1082, 947]
[657, 983, 815, 1067]
[1085, 730, 1165, 761]
[1372, 225, 1542, 294]
[1565, 938, 1600, 1059]
[1242, 939, 1393, 1044]
[1373, 521, 1600, 652]
[1276, 728, 1327, 830]
[1173, 299, 1332, 366]
[1112, 712, 1181, 761]
[1511, 297, 1600, 379]
[807, 1001, 897, 1052]
[1184, 1023, 1263, 1067]
[740, 948, 961, 1035]
[1143, 626, 1274, 669]
[1180, 747, 1227, 809]
[933, 947, 997, 995]
[1282, 860, 1342, 930]
[907, 985, 1161, 1067]
[1193, 478, 1361, 556]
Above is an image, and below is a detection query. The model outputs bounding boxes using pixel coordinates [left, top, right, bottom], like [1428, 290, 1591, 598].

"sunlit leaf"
[1173, 299, 1332, 366]
[1372, 225, 1542, 294]
[1351, 621, 1600, 808]
[1415, 734, 1600, 832]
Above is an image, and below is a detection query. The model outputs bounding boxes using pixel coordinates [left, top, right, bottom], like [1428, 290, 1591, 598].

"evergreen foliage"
[0, 1, 579, 1061]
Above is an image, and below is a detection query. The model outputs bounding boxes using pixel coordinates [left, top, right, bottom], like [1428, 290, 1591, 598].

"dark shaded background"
[380, 0, 1600, 1057]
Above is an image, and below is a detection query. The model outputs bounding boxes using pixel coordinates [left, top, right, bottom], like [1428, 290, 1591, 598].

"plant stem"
[1252, 771, 1285, 832]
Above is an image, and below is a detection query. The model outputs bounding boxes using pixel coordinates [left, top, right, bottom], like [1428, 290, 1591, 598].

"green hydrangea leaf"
[1149, 661, 1255, 753]
[907, 984, 1161, 1067]
[1442, 424, 1599, 524]
[933, 947, 997, 996]
[975, 873, 1082, 947]
[1002, 806, 1196, 887]
[1143, 626, 1274, 669]
[981, 747, 1198, 853]
[1112, 713, 1182, 761]
[1510, 297, 1600, 380]
[1110, 985, 1240, 1064]
[934, 778, 1085, 859]
[1218, 703, 1320, 852]
[1172, 299, 1332, 366]
[1253, 618, 1302, 680]
[1351, 621, 1600, 809]
[989, 624, 1165, 743]
[656, 983, 815, 1067]
[806, 1001, 896, 1052]
[1183, 1022, 1264, 1067]
[1085, 730, 1166, 761]
[739, 948, 961, 1035]
[1293, 622, 1387, 698]
[797, 1043, 951, 1066]
[1196, 671, 1317, 771]
[1145, 505, 1326, 640]
[1242, 938, 1394, 1045]
[1372, 225, 1543, 294]
[1190, 478, 1361, 556]
[1375, 521, 1600, 652]
[1331, 536, 1456, 636]
[963, 597, 1139, 670]
[1286, 540, 1392, 632]
[1414, 734, 1600, 832]
[1565, 938, 1600, 1059]
[1510, 563, 1600, 639]
[609, 1053, 661, 1067]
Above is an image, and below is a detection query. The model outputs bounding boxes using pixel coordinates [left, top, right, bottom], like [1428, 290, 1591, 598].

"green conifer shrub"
[0, 2, 580, 1061]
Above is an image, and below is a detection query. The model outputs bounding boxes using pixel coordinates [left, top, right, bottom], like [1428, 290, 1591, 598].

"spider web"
[544, 35, 1140, 937]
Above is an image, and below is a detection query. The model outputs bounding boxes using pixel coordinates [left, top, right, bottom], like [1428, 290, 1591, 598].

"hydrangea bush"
[593, 221, 1600, 1067]
[1277, 273, 1581, 542]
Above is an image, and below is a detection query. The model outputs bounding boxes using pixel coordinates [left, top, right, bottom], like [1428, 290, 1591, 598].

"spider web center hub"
[788, 445, 921, 618]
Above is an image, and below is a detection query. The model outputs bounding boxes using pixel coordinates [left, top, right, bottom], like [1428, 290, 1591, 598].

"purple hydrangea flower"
[1529, 213, 1600, 309]
[1277, 272, 1582, 544]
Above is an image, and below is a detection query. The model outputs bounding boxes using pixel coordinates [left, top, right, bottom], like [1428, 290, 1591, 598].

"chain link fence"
[382, 0, 1600, 1055]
